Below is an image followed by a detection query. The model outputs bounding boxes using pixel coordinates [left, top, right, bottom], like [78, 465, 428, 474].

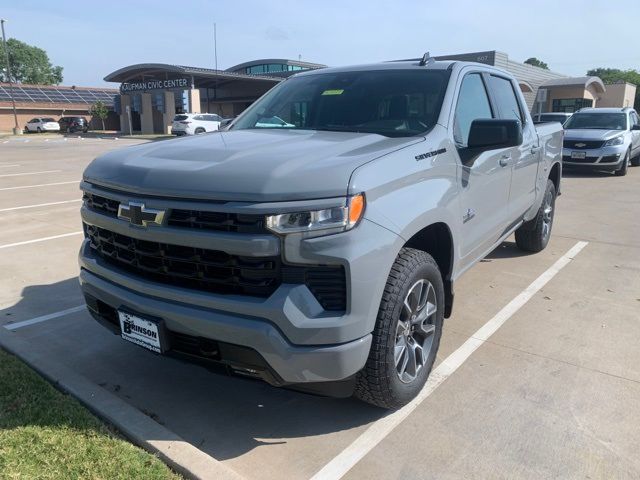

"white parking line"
[0, 164, 21, 168]
[0, 199, 81, 213]
[310, 240, 589, 480]
[0, 231, 83, 250]
[3, 305, 86, 331]
[0, 169, 61, 178]
[0, 180, 78, 191]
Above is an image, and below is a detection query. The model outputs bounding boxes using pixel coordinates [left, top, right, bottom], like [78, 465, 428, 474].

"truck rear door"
[486, 74, 538, 221]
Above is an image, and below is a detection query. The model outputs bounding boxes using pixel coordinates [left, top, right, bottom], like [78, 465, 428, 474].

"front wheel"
[515, 179, 556, 253]
[194, 127, 206, 134]
[354, 248, 444, 409]
[614, 150, 630, 176]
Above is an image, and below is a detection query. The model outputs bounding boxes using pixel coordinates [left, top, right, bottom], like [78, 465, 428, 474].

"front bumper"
[562, 145, 625, 170]
[79, 200, 402, 384]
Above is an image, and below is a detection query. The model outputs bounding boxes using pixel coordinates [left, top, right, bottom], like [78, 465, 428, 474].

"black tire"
[354, 248, 444, 409]
[614, 150, 630, 176]
[36, 127, 42, 133]
[194, 127, 206, 134]
[515, 179, 556, 253]
[630, 153, 640, 167]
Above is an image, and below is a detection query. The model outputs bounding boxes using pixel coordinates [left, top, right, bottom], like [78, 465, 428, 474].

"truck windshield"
[564, 113, 627, 130]
[231, 69, 451, 138]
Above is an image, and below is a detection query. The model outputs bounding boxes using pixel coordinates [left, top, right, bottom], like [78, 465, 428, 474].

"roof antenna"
[419, 52, 432, 66]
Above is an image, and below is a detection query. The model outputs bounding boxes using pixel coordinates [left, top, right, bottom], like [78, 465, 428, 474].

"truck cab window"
[488, 75, 523, 122]
[453, 73, 493, 146]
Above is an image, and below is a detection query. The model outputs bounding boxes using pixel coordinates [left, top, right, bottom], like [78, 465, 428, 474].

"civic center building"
[1, 51, 636, 134]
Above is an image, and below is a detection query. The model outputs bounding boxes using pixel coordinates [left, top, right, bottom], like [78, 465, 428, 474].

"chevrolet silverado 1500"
[80, 56, 563, 408]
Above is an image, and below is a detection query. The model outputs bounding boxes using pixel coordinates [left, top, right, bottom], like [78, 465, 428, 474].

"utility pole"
[0, 19, 21, 135]
[213, 22, 218, 72]
[213, 22, 219, 114]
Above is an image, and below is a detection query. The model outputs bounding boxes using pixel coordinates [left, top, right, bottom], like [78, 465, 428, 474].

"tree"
[524, 57, 549, 70]
[587, 67, 640, 110]
[90, 101, 109, 131]
[0, 38, 63, 85]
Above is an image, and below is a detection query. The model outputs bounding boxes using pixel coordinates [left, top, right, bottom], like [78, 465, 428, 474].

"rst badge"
[117, 202, 165, 227]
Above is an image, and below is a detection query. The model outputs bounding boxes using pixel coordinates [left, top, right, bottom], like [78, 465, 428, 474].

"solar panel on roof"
[0, 84, 116, 106]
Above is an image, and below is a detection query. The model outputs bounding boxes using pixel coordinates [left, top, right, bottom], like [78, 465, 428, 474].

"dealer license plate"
[118, 311, 162, 353]
[571, 151, 586, 160]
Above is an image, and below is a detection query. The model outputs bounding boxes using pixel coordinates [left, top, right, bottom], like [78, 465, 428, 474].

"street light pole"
[1, 19, 21, 135]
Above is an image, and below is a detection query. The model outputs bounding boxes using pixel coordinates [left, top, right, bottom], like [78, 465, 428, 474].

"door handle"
[499, 154, 511, 167]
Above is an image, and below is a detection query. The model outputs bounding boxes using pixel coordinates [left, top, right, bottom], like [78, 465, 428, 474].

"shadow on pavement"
[2, 277, 385, 461]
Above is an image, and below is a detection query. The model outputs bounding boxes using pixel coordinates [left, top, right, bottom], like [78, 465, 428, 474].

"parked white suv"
[25, 117, 61, 133]
[171, 113, 223, 136]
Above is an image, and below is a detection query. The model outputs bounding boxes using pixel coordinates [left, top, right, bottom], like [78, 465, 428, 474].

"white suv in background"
[25, 117, 61, 133]
[171, 113, 223, 135]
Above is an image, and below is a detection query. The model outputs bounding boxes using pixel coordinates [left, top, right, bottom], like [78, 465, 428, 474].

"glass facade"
[245, 64, 304, 75]
[552, 98, 593, 113]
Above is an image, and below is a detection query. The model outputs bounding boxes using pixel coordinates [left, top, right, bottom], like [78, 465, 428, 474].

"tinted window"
[453, 73, 493, 146]
[630, 112, 638, 126]
[488, 75, 523, 122]
[173, 115, 189, 121]
[42, 118, 56, 122]
[232, 70, 450, 137]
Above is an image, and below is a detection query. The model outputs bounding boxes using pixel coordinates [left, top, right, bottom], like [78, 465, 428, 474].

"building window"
[131, 94, 141, 113]
[152, 92, 165, 113]
[552, 98, 593, 113]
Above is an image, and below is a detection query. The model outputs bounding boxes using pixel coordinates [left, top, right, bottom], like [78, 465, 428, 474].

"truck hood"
[564, 129, 626, 141]
[83, 129, 422, 202]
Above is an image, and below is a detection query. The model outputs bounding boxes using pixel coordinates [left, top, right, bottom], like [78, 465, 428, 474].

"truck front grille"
[84, 224, 346, 310]
[83, 192, 265, 234]
[563, 140, 605, 149]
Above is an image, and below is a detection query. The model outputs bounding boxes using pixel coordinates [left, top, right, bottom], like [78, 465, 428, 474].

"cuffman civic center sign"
[120, 77, 189, 94]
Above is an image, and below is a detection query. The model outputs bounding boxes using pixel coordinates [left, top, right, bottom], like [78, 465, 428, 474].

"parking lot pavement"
[1, 138, 639, 479]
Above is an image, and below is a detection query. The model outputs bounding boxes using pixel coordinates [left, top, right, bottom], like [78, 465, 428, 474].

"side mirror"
[467, 119, 523, 150]
[631, 124, 640, 131]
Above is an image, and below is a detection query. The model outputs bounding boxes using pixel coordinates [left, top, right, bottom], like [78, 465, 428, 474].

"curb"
[0, 328, 244, 480]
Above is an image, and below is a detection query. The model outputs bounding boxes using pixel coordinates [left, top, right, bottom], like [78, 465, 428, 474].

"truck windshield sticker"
[321, 89, 345, 96]
[415, 148, 446, 161]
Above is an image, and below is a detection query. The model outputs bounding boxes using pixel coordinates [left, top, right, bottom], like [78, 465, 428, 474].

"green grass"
[0, 348, 180, 480]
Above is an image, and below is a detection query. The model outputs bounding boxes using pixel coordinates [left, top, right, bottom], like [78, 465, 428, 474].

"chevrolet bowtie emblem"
[574, 143, 586, 148]
[118, 202, 165, 227]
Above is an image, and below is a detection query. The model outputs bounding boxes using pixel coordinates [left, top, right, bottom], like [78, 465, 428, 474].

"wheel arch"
[549, 161, 561, 195]
[403, 222, 455, 318]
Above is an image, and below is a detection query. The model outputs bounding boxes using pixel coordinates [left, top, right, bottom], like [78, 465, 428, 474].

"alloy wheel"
[395, 279, 438, 383]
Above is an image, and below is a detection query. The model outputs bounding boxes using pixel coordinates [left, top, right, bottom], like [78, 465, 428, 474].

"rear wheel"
[614, 150, 630, 176]
[515, 179, 556, 253]
[194, 127, 206, 134]
[354, 248, 444, 409]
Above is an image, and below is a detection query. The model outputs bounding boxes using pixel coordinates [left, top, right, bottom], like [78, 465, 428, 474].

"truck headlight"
[604, 135, 624, 146]
[266, 193, 365, 235]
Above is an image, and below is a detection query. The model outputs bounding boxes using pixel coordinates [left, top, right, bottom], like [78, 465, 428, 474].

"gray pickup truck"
[80, 56, 563, 408]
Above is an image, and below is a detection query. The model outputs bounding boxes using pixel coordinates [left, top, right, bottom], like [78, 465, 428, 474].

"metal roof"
[104, 63, 284, 83]
[541, 76, 606, 93]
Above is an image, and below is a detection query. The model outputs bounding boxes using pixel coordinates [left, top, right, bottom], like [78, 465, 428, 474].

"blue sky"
[2, 0, 640, 87]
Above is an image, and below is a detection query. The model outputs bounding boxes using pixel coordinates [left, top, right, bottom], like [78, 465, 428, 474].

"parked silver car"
[562, 107, 640, 176]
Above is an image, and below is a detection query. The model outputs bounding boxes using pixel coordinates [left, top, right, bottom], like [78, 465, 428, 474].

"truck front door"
[452, 72, 513, 269]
